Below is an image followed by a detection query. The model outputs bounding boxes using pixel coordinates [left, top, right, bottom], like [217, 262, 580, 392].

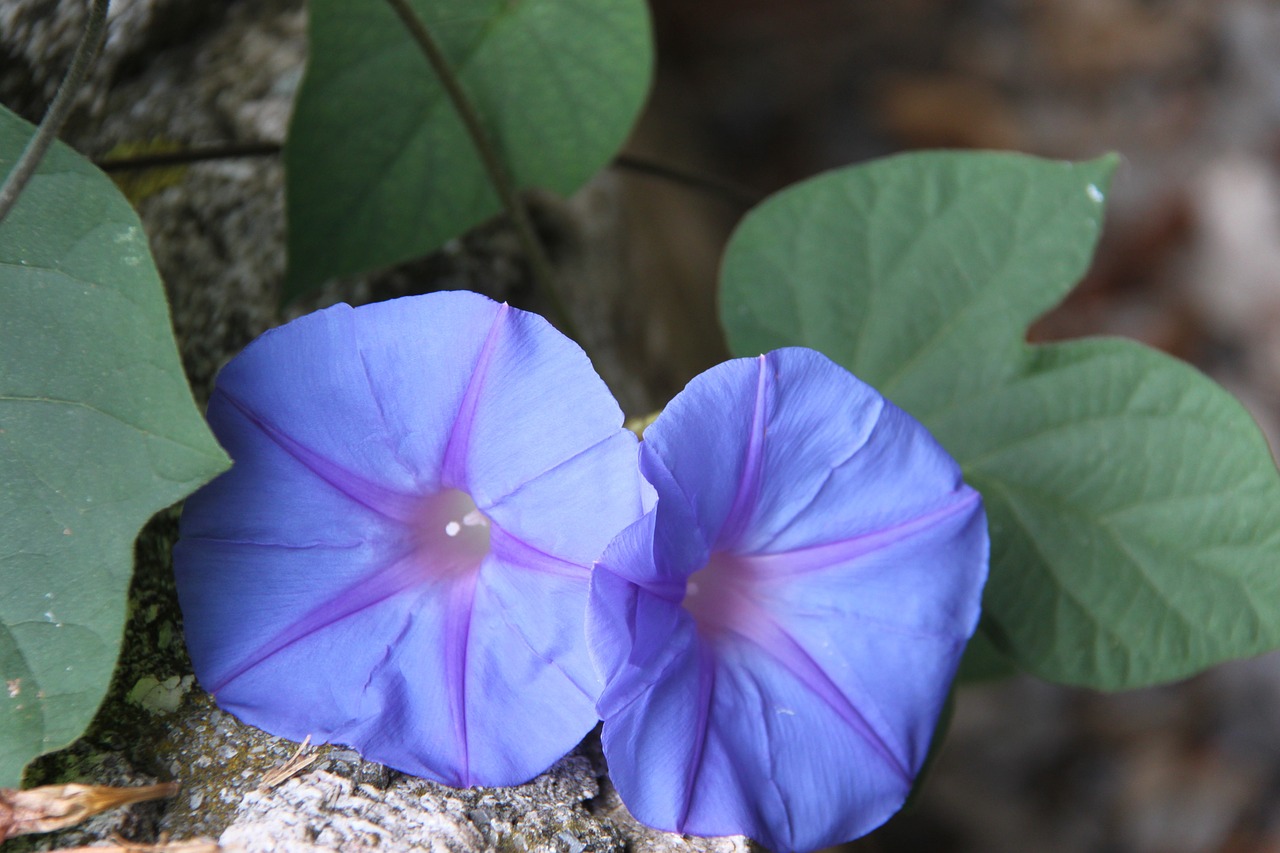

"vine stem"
[382, 0, 580, 341]
[97, 141, 283, 171]
[0, 0, 111, 226]
[614, 154, 762, 208]
[96, 143, 762, 208]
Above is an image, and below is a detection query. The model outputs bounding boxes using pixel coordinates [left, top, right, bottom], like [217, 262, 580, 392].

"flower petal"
[700, 636, 916, 851]
[640, 356, 766, 553]
[747, 352, 972, 554]
[592, 585, 729, 834]
[212, 292, 506, 504]
[646, 348, 968, 556]
[456, 550, 601, 784]
[177, 542, 468, 779]
[595, 587, 912, 853]
[175, 394, 413, 692]
[592, 347, 989, 851]
[589, 524, 691, 717]
[177, 292, 646, 786]
[741, 496, 987, 777]
[484, 429, 646, 565]
[446, 302, 630, 508]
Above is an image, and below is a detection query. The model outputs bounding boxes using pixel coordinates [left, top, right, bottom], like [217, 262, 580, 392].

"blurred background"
[620, 1, 1280, 850]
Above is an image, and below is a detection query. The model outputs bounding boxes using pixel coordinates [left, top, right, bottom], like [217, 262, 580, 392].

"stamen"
[412, 489, 492, 578]
[683, 551, 759, 638]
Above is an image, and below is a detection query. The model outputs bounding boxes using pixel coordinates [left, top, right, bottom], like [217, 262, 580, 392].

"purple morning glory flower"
[174, 291, 648, 787]
[587, 348, 988, 853]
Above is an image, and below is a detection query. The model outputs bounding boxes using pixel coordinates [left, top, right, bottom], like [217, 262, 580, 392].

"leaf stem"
[0, 0, 111, 226]
[382, 0, 579, 341]
[97, 141, 283, 172]
[614, 154, 762, 208]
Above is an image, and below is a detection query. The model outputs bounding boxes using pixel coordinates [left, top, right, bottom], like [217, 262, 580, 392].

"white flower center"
[413, 488, 492, 578]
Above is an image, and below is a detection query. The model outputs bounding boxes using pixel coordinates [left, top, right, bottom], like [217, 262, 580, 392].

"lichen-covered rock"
[219, 756, 754, 853]
[221, 770, 485, 853]
[0, 0, 218, 120]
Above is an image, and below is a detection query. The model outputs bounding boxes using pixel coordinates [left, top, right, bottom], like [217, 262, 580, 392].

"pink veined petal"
[641, 348, 890, 555]
[483, 527, 601, 698]
[444, 301, 631, 509]
[483, 429, 646, 565]
[745, 349, 968, 554]
[738, 493, 988, 771]
[212, 293, 503, 499]
[439, 301, 508, 489]
[740, 486, 983, 579]
[714, 354, 771, 549]
[594, 594, 732, 835]
[180, 549, 469, 781]
[179, 387, 409, 548]
[698, 638, 915, 852]
[175, 394, 413, 693]
[214, 385, 419, 522]
[177, 291, 648, 787]
[457, 550, 601, 784]
[589, 347, 990, 853]
[589, 526, 695, 718]
[637, 457, 714, 583]
[321, 576, 478, 785]
[639, 356, 770, 549]
[596, 590, 912, 853]
[593, 571, 946, 853]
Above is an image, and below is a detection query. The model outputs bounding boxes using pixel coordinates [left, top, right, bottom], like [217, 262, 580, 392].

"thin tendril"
[96, 142, 283, 172]
[96, 142, 761, 209]
[0, 0, 111, 225]
[382, 0, 580, 342]
[613, 154, 762, 208]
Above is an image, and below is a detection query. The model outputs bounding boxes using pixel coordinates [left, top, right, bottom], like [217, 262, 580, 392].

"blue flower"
[587, 348, 988, 852]
[174, 291, 648, 787]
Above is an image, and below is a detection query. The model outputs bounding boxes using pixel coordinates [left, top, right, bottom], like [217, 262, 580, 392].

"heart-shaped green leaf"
[720, 151, 1280, 689]
[0, 106, 229, 785]
[284, 0, 653, 298]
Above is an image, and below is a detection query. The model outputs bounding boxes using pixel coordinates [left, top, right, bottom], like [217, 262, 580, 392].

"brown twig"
[257, 735, 321, 790]
[1, 782, 179, 840]
[49, 836, 221, 852]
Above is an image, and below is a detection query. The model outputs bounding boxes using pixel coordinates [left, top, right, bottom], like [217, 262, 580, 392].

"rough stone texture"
[221, 770, 488, 853]
[0, 0, 217, 120]
[1, 1, 749, 851]
[216, 747, 754, 853]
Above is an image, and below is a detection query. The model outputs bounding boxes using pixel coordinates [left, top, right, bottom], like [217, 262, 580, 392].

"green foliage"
[284, 0, 653, 298]
[719, 151, 1280, 689]
[0, 106, 229, 785]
